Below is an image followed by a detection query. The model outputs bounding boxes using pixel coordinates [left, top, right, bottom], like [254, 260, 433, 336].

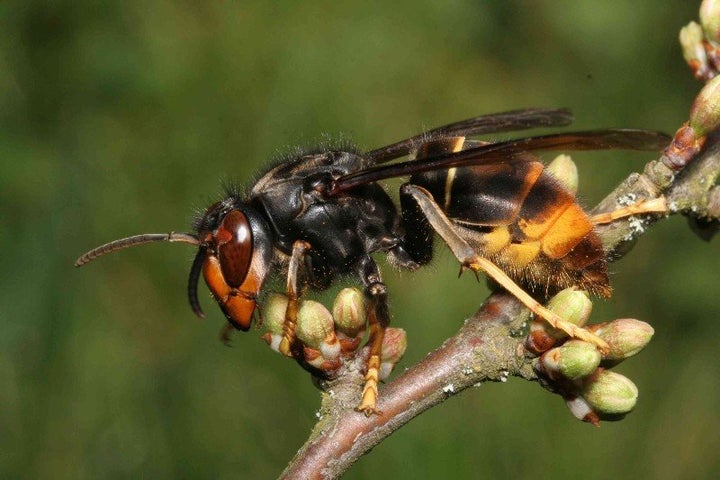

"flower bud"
[379, 327, 407, 380]
[539, 340, 601, 380]
[589, 318, 654, 363]
[690, 74, 720, 137]
[332, 288, 367, 339]
[525, 289, 592, 353]
[297, 300, 341, 360]
[261, 293, 289, 353]
[546, 289, 593, 327]
[701, 0, 720, 44]
[680, 21, 711, 80]
[546, 154, 579, 196]
[582, 370, 638, 415]
[665, 67, 720, 169]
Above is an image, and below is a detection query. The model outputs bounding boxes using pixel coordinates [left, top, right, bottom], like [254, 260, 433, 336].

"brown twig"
[280, 292, 533, 480]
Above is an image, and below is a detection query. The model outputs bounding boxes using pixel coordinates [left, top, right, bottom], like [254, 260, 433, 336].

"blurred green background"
[2, 1, 718, 478]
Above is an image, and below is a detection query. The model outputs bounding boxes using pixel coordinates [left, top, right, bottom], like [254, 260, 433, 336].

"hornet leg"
[590, 197, 667, 224]
[355, 255, 390, 416]
[279, 240, 311, 358]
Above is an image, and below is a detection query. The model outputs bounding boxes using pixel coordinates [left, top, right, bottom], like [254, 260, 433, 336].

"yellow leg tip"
[549, 318, 610, 354]
[355, 387, 382, 416]
[279, 337, 293, 357]
[571, 326, 610, 354]
[356, 360, 382, 416]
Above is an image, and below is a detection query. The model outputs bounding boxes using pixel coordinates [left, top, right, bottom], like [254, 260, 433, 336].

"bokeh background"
[2, 1, 718, 478]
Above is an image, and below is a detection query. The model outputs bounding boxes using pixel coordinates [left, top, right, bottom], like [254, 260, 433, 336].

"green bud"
[332, 288, 367, 338]
[701, 0, 720, 44]
[546, 154, 579, 196]
[261, 293, 289, 353]
[546, 289, 593, 328]
[582, 370, 638, 415]
[592, 318, 654, 362]
[690, 75, 720, 137]
[680, 21, 709, 65]
[297, 300, 340, 359]
[263, 293, 289, 336]
[540, 340, 601, 380]
[297, 300, 334, 345]
[526, 289, 593, 353]
[379, 328, 407, 380]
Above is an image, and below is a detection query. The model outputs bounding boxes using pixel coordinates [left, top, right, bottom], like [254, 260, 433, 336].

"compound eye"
[216, 210, 253, 288]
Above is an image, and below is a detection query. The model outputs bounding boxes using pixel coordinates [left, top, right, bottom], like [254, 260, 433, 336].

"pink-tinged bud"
[546, 154, 579, 196]
[701, 0, 720, 44]
[689, 75, 720, 137]
[525, 289, 593, 354]
[582, 370, 638, 415]
[381, 328, 407, 363]
[297, 300, 341, 360]
[261, 293, 289, 353]
[590, 318, 654, 362]
[538, 340, 601, 381]
[379, 328, 407, 380]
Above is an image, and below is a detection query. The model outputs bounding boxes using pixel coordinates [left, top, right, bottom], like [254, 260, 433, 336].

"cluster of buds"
[681, 0, 720, 82]
[527, 288, 654, 426]
[261, 288, 407, 380]
[667, 1, 720, 171]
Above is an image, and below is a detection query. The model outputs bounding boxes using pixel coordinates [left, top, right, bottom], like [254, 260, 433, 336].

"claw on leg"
[356, 354, 382, 416]
[279, 336, 293, 357]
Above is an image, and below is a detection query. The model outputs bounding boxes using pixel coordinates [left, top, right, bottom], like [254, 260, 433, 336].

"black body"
[236, 150, 420, 291]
